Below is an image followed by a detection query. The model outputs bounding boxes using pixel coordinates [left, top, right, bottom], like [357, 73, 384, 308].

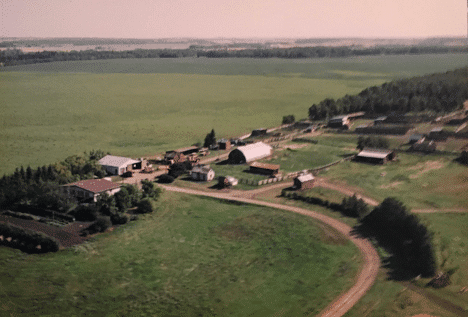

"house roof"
[64, 179, 120, 194]
[249, 161, 280, 171]
[234, 142, 272, 163]
[296, 173, 315, 183]
[99, 155, 140, 168]
[192, 165, 213, 174]
[357, 148, 394, 159]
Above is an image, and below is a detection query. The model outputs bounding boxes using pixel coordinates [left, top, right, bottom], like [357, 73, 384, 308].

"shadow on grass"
[351, 224, 420, 281]
[215, 159, 230, 165]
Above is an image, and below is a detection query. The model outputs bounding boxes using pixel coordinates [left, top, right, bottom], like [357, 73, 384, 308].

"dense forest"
[309, 67, 468, 119]
[1, 45, 467, 66]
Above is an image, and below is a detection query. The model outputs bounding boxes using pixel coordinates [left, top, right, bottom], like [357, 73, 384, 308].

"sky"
[1, 0, 466, 39]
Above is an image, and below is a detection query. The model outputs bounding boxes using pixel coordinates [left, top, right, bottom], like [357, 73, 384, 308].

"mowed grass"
[0, 192, 361, 316]
[2, 54, 468, 175]
[320, 152, 468, 210]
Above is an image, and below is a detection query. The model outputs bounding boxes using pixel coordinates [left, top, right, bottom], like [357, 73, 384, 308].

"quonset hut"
[228, 142, 272, 164]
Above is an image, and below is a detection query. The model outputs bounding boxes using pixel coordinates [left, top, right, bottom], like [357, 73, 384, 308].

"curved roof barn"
[228, 142, 272, 164]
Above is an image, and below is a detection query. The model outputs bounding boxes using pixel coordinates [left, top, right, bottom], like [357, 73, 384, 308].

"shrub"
[83, 216, 112, 235]
[0, 223, 59, 253]
[69, 204, 98, 222]
[110, 212, 129, 225]
[136, 198, 156, 214]
[158, 174, 175, 183]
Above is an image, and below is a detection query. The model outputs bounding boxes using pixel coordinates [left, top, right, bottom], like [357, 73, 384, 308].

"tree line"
[0, 150, 108, 212]
[309, 67, 468, 120]
[1, 45, 467, 66]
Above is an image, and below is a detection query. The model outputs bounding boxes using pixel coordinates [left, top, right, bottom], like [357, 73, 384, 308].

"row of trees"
[357, 198, 437, 278]
[309, 67, 468, 120]
[0, 150, 108, 211]
[0, 223, 60, 253]
[2, 46, 467, 66]
[356, 136, 390, 150]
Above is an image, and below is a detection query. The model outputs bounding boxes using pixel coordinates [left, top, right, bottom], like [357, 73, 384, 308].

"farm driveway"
[161, 185, 380, 317]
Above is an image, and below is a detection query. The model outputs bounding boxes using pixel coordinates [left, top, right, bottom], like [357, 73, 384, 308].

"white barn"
[228, 142, 273, 164]
[99, 155, 142, 175]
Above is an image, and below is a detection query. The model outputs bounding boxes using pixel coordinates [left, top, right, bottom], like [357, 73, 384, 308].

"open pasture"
[0, 192, 360, 316]
[1, 54, 467, 175]
[319, 152, 468, 210]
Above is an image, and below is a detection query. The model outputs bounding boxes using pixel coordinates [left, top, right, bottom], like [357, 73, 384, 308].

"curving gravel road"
[161, 185, 380, 317]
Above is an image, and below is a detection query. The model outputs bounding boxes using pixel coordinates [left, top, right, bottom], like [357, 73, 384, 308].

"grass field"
[1, 54, 468, 175]
[0, 192, 361, 316]
[319, 151, 468, 210]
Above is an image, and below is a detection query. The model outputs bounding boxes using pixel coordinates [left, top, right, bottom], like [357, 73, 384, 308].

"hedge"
[0, 222, 60, 253]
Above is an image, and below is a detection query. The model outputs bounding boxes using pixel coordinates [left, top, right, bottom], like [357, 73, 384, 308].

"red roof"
[64, 179, 120, 194]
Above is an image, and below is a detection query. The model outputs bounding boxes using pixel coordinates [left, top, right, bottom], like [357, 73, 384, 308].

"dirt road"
[161, 185, 380, 317]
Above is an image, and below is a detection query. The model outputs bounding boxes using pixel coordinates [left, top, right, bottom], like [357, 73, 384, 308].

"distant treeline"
[309, 67, 468, 120]
[1, 45, 467, 66]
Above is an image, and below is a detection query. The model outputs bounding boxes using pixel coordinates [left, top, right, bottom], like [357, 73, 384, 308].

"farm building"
[172, 146, 200, 155]
[428, 127, 447, 141]
[374, 116, 388, 125]
[99, 155, 142, 175]
[328, 115, 350, 128]
[250, 128, 268, 137]
[218, 139, 232, 150]
[409, 134, 425, 144]
[63, 178, 121, 202]
[355, 148, 396, 164]
[249, 162, 280, 176]
[218, 176, 238, 188]
[191, 165, 215, 181]
[294, 173, 315, 190]
[228, 142, 273, 164]
[410, 140, 437, 153]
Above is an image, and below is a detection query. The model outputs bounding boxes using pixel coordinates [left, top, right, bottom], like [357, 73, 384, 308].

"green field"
[1, 54, 468, 175]
[319, 152, 468, 210]
[0, 192, 360, 316]
[345, 212, 468, 317]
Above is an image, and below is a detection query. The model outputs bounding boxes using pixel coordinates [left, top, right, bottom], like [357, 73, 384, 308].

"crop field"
[0, 192, 360, 316]
[1, 54, 468, 175]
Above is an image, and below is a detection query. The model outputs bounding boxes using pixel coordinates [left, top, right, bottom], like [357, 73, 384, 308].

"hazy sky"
[1, 0, 466, 38]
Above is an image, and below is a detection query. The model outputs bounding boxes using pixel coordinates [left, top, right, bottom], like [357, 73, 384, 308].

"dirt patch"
[0, 215, 90, 248]
[380, 181, 403, 189]
[408, 160, 445, 179]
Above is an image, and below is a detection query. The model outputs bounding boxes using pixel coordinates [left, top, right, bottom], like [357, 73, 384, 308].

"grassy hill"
[0, 192, 360, 316]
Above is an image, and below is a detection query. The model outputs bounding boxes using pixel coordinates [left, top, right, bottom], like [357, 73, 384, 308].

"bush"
[69, 204, 98, 222]
[83, 216, 112, 235]
[110, 212, 129, 225]
[282, 115, 295, 124]
[136, 198, 156, 214]
[158, 174, 175, 183]
[0, 223, 60, 253]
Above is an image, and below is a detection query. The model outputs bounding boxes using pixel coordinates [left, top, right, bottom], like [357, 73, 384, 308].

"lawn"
[0, 192, 361, 316]
[2, 54, 468, 175]
[319, 152, 468, 209]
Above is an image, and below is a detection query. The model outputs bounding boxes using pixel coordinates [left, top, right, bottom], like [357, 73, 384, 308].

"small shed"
[328, 115, 350, 128]
[409, 134, 425, 144]
[250, 128, 268, 137]
[374, 116, 388, 125]
[218, 139, 232, 150]
[191, 165, 215, 181]
[218, 176, 238, 188]
[355, 148, 396, 164]
[410, 140, 437, 153]
[249, 162, 280, 176]
[293, 173, 315, 190]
